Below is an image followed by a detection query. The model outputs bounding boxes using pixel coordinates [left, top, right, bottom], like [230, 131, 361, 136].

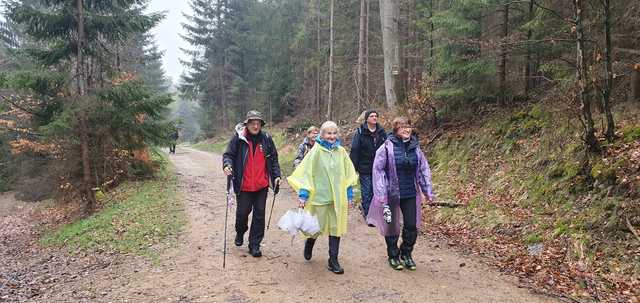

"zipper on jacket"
[239, 142, 249, 190]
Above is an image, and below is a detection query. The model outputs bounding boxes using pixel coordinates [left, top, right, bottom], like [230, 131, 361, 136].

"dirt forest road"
[42, 147, 557, 303]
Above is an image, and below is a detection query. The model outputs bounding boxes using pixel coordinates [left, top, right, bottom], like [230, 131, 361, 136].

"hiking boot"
[388, 257, 404, 270]
[304, 238, 316, 261]
[249, 246, 262, 258]
[400, 254, 417, 271]
[234, 234, 243, 247]
[327, 256, 344, 274]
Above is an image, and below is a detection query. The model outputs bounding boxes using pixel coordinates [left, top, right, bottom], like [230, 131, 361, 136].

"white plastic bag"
[299, 210, 321, 235]
[278, 209, 300, 235]
[277, 209, 321, 236]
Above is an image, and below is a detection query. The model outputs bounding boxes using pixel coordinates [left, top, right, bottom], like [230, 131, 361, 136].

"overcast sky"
[147, 0, 192, 85]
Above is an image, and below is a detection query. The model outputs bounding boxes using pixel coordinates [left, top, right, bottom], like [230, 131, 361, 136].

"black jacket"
[222, 123, 282, 192]
[349, 123, 387, 175]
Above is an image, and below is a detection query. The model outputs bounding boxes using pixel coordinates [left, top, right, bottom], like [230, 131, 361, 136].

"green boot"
[388, 257, 404, 270]
[400, 254, 417, 271]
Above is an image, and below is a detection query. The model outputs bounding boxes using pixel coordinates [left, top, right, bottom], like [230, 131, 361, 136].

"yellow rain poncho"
[287, 140, 358, 237]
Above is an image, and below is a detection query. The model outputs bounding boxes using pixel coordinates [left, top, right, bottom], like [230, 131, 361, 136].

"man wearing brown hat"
[223, 110, 282, 257]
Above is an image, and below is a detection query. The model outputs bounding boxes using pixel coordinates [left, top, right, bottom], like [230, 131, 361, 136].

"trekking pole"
[266, 183, 278, 230]
[223, 175, 232, 269]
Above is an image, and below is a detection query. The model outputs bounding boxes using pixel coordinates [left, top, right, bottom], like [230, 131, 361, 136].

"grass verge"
[40, 151, 185, 258]
[192, 139, 229, 154]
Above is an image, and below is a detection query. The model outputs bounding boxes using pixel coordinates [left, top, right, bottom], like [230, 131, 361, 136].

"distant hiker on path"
[293, 126, 319, 168]
[287, 121, 358, 274]
[350, 110, 387, 223]
[367, 117, 435, 271]
[169, 127, 179, 154]
[223, 110, 282, 258]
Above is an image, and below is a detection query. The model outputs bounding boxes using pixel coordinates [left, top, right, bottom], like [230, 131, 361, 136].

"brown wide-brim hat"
[243, 110, 266, 126]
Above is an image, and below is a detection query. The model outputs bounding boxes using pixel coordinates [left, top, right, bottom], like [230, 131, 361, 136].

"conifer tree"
[5, 0, 171, 212]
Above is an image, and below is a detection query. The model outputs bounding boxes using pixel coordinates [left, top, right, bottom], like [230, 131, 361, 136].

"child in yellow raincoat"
[287, 121, 358, 274]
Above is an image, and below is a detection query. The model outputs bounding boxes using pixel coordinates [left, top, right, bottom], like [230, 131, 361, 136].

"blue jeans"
[359, 174, 373, 217]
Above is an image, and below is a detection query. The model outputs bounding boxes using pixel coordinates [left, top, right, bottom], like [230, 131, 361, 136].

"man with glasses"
[223, 110, 282, 257]
[350, 110, 387, 225]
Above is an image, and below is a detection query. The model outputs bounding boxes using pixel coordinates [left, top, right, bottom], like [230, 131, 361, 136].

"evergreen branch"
[533, 2, 574, 23]
[0, 93, 46, 118]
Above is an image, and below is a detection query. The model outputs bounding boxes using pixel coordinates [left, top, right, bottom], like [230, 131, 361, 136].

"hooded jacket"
[287, 136, 358, 237]
[366, 135, 435, 237]
[223, 123, 282, 192]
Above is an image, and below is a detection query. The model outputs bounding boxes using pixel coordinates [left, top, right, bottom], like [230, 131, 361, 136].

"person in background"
[168, 127, 179, 154]
[287, 121, 358, 274]
[367, 117, 435, 271]
[293, 126, 319, 168]
[223, 110, 282, 258]
[350, 110, 387, 224]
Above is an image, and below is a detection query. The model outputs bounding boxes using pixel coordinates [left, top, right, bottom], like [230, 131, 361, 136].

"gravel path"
[11, 147, 557, 302]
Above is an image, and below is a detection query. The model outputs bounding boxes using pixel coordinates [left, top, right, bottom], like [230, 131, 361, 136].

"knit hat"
[364, 109, 378, 121]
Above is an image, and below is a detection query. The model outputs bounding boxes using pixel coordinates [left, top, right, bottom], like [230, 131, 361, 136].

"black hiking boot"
[304, 238, 316, 261]
[400, 254, 417, 271]
[327, 256, 344, 274]
[234, 233, 243, 247]
[249, 246, 262, 258]
[388, 257, 404, 270]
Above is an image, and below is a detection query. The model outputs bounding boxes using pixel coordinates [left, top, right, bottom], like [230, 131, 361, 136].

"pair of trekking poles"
[223, 176, 279, 268]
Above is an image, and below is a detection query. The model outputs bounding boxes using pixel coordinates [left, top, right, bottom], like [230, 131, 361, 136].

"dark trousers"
[329, 236, 340, 257]
[384, 197, 418, 258]
[359, 174, 373, 217]
[236, 188, 269, 249]
[169, 144, 176, 154]
[308, 236, 341, 257]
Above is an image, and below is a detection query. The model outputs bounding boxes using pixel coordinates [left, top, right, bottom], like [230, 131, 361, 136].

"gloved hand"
[298, 189, 310, 208]
[223, 166, 233, 176]
[347, 186, 354, 209]
[274, 177, 281, 195]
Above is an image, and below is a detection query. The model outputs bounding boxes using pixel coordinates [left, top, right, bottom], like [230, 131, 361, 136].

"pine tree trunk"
[217, 0, 228, 129]
[379, 0, 402, 109]
[525, 0, 534, 97]
[499, 3, 509, 101]
[76, 0, 86, 97]
[575, 0, 599, 152]
[316, 0, 322, 121]
[76, 0, 96, 213]
[327, 0, 334, 120]
[601, 0, 615, 141]
[408, 0, 422, 91]
[357, 0, 367, 111]
[365, 0, 371, 106]
[219, 63, 228, 129]
[428, 0, 434, 77]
